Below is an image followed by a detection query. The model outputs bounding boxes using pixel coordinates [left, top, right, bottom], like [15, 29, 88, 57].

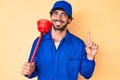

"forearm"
[80, 58, 95, 79]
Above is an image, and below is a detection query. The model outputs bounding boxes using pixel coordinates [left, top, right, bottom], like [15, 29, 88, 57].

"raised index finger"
[87, 31, 91, 43]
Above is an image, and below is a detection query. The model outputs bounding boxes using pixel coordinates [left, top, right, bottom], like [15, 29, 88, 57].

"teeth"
[56, 21, 61, 25]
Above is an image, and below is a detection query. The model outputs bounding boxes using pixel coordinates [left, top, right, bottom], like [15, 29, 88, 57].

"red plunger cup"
[29, 19, 52, 63]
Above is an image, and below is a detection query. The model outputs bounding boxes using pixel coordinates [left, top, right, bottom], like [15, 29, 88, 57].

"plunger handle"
[24, 33, 42, 77]
[29, 33, 43, 63]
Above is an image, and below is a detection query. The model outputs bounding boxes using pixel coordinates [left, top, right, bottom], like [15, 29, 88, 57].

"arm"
[27, 37, 39, 78]
[79, 43, 95, 79]
[79, 32, 98, 79]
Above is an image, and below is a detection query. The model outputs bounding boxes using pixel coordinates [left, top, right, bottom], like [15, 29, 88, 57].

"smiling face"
[50, 9, 72, 32]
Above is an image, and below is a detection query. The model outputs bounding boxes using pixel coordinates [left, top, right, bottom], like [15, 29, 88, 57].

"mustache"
[52, 19, 65, 23]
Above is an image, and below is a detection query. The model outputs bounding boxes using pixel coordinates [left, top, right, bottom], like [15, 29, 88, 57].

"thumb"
[30, 62, 35, 67]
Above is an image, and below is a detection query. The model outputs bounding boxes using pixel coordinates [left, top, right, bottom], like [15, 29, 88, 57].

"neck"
[51, 27, 66, 43]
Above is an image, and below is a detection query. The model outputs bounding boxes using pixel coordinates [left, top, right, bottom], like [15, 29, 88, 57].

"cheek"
[51, 16, 56, 20]
[51, 18, 56, 22]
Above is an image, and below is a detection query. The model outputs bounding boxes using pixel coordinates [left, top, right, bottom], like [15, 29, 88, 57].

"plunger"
[25, 19, 52, 77]
[30, 19, 52, 63]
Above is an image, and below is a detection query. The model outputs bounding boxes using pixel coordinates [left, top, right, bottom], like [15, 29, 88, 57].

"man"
[21, 1, 98, 80]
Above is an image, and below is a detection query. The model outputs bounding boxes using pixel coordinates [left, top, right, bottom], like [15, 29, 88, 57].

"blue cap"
[51, 0, 72, 17]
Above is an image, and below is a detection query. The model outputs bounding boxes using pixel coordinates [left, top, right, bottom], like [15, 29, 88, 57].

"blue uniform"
[28, 30, 95, 80]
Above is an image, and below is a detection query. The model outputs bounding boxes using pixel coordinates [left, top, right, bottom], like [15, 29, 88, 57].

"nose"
[56, 14, 62, 21]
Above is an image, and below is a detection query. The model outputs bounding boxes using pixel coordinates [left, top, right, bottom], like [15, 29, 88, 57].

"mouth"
[53, 20, 64, 25]
[56, 21, 62, 25]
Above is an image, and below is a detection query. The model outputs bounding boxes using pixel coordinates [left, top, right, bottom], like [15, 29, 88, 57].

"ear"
[68, 18, 72, 24]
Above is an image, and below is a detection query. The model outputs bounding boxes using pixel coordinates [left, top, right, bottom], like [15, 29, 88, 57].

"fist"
[21, 62, 35, 77]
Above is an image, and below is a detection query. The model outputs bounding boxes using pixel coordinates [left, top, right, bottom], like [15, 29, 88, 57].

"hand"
[85, 32, 99, 60]
[21, 62, 35, 77]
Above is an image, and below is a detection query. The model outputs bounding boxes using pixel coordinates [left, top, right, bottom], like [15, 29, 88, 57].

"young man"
[21, 1, 98, 80]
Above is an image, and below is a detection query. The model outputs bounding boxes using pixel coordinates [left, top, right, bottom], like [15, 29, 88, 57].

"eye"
[53, 12, 58, 16]
[62, 13, 67, 17]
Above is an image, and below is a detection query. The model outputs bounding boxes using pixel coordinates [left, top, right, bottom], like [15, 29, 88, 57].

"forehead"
[53, 9, 66, 13]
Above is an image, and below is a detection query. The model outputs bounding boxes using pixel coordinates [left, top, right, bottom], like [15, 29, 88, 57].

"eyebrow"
[53, 10, 67, 14]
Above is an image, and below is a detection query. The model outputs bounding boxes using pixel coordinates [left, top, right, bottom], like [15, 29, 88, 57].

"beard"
[52, 19, 68, 32]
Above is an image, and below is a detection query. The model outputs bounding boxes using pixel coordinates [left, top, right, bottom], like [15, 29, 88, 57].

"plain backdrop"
[0, 0, 120, 80]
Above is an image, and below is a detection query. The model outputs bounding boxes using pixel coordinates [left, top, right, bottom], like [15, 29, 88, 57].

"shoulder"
[32, 37, 39, 45]
[68, 32, 85, 47]
[70, 32, 84, 42]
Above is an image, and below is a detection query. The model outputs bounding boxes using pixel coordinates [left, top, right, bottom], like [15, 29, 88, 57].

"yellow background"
[0, 0, 120, 80]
